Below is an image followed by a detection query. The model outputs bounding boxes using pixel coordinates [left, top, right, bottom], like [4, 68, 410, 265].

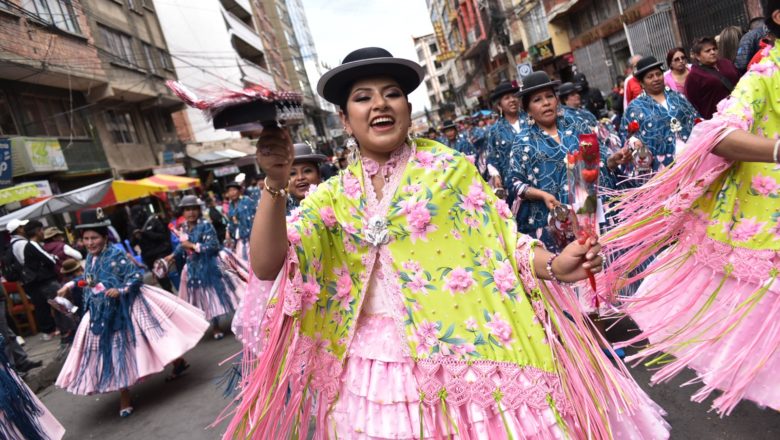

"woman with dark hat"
[439, 119, 475, 157]
[55, 208, 208, 417]
[287, 142, 327, 212]
[485, 79, 523, 196]
[167, 196, 244, 340]
[0, 335, 65, 440]
[507, 72, 616, 252]
[604, 0, 780, 416]
[225, 47, 667, 439]
[619, 55, 699, 181]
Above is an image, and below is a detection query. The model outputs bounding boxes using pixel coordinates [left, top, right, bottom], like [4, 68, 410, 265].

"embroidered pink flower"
[464, 216, 480, 229]
[451, 228, 462, 240]
[342, 222, 358, 235]
[407, 204, 432, 229]
[731, 217, 766, 242]
[403, 184, 422, 194]
[414, 320, 440, 353]
[452, 342, 476, 356]
[287, 227, 301, 246]
[408, 274, 429, 295]
[751, 173, 779, 196]
[319, 206, 338, 228]
[485, 313, 514, 345]
[334, 268, 353, 309]
[445, 267, 474, 295]
[461, 179, 488, 212]
[301, 279, 320, 310]
[287, 207, 302, 223]
[415, 150, 436, 170]
[465, 155, 476, 164]
[311, 332, 330, 352]
[402, 199, 438, 242]
[493, 260, 518, 296]
[771, 219, 780, 237]
[342, 172, 362, 199]
[402, 260, 423, 273]
[495, 199, 513, 219]
[343, 235, 357, 253]
[464, 317, 478, 331]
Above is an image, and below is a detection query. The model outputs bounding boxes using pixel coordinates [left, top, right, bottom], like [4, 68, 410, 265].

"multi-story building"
[413, 33, 445, 120]
[542, 0, 762, 94]
[425, 0, 514, 111]
[0, 0, 183, 202]
[260, 0, 333, 149]
[284, 0, 338, 149]
[503, 0, 572, 80]
[155, 0, 276, 143]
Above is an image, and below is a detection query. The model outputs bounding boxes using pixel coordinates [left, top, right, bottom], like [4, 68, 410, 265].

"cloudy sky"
[301, 0, 434, 112]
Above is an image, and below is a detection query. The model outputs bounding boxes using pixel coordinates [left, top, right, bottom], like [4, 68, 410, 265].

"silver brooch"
[364, 215, 389, 247]
[670, 117, 682, 134]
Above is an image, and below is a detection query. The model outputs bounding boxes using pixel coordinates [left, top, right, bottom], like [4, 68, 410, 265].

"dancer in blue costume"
[439, 119, 475, 156]
[0, 335, 64, 440]
[226, 181, 256, 261]
[486, 80, 523, 200]
[56, 208, 208, 417]
[507, 72, 619, 252]
[619, 56, 699, 184]
[169, 195, 243, 340]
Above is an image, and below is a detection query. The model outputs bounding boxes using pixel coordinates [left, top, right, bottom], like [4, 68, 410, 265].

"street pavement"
[38, 333, 780, 439]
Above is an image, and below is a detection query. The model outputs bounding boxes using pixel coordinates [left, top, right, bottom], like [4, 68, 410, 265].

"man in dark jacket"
[735, 22, 768, 74]
[130, 205, 174, 291]
[573, 73, 606, 118]
[0, 279, 42, 372]
[22, 221, 70, 341]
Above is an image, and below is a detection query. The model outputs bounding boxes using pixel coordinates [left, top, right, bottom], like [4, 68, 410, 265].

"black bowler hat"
[558, 82, 581, 98]
[490, 80, 520, 102]
[516, 72, 560, 97]
[293, 143, 328, 164]
[316, 47, 426, 107]
[634, 56, 664, 81]
[226, 181, 242, 190]
[178, 195, 202, 209]
[76, 208, 111, 230]
[441, 120, 457, 131]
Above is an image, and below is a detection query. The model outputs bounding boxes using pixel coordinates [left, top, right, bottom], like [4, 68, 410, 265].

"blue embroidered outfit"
[441, 133, 475, 156]
[508, 118, 615, 251]
[227, 195, 256, 260]
[0, 335, 64, 440]
[56, 247, 209, 396]
[175, 219, 240, 321]
[619, 89, 699, 177]
[468, 125, 489, 175]
[245, 186, 261, 204]
[486, 114, 525, 184]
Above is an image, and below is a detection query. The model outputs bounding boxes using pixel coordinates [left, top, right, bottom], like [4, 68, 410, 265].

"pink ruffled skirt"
[331, 314, 669, 439]
[178, 262, 244, 321]
[622, 248, 780, 414]
[56, 285, 209, 395]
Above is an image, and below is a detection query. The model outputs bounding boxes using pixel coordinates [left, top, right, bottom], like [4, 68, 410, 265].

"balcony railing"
[222, 8, 266, 54]
[60, 138, 110, 174]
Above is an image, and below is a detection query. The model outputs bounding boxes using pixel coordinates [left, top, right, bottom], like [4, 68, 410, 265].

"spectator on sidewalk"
[573, 73, 606, 117]
[42, 227, 82, 281]
[735, 21, 768, 73]
[685, 36, 740, 119]
[0, 283, 42, 373]
[623, 54, 644, 109]
[22, 221, 72, 342]
[8, 218, 28, 266]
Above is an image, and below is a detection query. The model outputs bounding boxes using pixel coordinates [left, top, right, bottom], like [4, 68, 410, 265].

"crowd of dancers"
[4, 3, 780, 439]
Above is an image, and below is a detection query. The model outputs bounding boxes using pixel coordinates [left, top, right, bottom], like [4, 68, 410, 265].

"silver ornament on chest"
[364, 215, 390, 247]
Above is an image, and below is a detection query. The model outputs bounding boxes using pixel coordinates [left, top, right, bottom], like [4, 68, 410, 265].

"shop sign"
[214, 165, 240, 177]
[531, 39, 555, 63]
[516, 62, 533, 79]
[0, 139, 11, 186]
[11, 137, 68, 176]
[153, 164, 187, 176]
[0, 182, 39, 206]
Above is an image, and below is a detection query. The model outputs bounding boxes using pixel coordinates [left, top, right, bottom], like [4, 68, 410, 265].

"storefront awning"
[188, 148, 248, 166]
[546, 0, 580, 22]
[0, 179, 112, 230]
[134, 174, 200, 191]
[0, 183, 40, 206]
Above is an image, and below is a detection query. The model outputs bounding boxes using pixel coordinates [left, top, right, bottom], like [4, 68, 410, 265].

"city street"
[38, 333, 780, 439]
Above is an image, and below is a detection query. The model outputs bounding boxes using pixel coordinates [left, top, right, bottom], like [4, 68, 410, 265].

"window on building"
[434, 60, 442, 69]
[19, 94, 88, 137]
[104, 110, 139, 144]
[522, 3, 551, 46]
[438, 75, 446, 86]
[157, 49, 173, 70]
[26, 0, 81, 33]
[425, 79, 432, 90]
[99, 25, 137, 67]
[429, 42, 438, 54]
[141, 43, 157, 73]
[0, 92, 19, 136]
[417, 48, 424, 62]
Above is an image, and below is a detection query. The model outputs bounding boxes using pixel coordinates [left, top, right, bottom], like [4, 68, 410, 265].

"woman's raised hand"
[256, 126, 294, 187]
[553, 237, 604, 283]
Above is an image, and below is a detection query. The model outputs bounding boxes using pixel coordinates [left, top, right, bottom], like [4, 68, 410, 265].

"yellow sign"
[11, 137, 68, 176]
[0, 183, 40, 205]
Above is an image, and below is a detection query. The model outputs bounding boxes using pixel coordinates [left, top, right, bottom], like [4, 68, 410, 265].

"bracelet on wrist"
[264, 176, 289, 200]
[546, 254, 576, 286]
[773, 139, 780, 164]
